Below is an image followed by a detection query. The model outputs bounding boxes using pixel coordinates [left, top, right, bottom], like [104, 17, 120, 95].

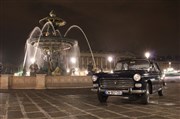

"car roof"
[117, 58, 151, 63]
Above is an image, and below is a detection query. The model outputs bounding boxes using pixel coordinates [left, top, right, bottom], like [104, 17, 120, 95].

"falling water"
[23, 26, 41, 69]
[64, 25, 96, 68]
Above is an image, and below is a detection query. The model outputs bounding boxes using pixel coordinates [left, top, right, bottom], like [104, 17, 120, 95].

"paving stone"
[75, 114, 99, 119]
[0, 115, 4, 119]
[133, 107, 159, 114]
[22, 101, 33, 105]
[26, 112, 46, 118]
[166, 115, 180, 119]
[89, 110, 123, 118]
[104, 105, 132, 113]
[8, 106, 21, 111]
[23, 103, 35, 107]
[0, 109, 6, 115]
[48, 111, 67, 117]
[63, 108, 84, 115]
[137, 115, 169, 119]
[42, 107, 59, 112]
[8, 111, 24, 119]
[120, 111, 151, 118]
[33, 101, 47, 104]
[68, 103, 95, 110]
[154, 111, 174, 117]
[37, 103, 52, 107]
[24, 106, 40, 112]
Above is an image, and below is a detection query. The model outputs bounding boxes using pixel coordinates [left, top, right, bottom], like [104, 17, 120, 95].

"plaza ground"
[0, 83, 180, 119]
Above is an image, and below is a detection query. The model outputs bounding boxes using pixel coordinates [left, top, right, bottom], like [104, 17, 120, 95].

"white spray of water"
[64, 25, 96, 68]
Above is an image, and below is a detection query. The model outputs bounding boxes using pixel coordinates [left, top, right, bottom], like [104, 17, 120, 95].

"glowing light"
[108, 56, 113, 62]
[30, 58, 35, 64]
[85, 70, 88, 75]
[70, 57, 76, 64]
[66, 68, 70, 73]
[110, 70, 113, 73]
[14, 71, 23, 76]
[26, 71, 30, 76]
[169, 62, 171, 68]
[144, 52, 150, 59]
[75, 68, 78, 71]
[74, 68, 79, 75]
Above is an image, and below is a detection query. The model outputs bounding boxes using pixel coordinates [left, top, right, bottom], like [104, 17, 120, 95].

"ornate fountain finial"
[49, 10, 56, 17]
[39, 10, 66, 28]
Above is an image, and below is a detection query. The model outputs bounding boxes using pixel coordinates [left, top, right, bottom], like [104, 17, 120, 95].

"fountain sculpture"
[23, 11, 81, 75]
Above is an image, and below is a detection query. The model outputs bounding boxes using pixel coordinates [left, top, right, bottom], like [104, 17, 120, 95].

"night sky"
[0, 0, 179, 65]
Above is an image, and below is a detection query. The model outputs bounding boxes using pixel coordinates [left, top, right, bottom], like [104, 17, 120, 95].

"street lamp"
[168, 62, 171, 68]
[70, 57, 76, 64]
[107, 56, 113, 72]
[144, 52, 151, 59]
[108, 56, 113, 62]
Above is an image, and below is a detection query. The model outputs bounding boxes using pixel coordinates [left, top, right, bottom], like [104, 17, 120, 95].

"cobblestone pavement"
[0, 83, 180, 119]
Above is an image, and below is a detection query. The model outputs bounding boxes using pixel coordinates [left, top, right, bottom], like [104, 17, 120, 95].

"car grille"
[100, 78, 134, 89]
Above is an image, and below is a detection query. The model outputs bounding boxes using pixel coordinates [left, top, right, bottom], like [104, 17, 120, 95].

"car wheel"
[97, 92, 108, 103]
[158, 89, 163, 96]
[141, 83, 150, 104]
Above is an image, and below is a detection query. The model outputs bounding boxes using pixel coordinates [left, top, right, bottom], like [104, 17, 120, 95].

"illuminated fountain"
[23, 11, 81, 75]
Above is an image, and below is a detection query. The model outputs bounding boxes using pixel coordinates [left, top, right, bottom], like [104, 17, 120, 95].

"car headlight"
[133, 74, 141, 81]
[92, 75, 98, 82]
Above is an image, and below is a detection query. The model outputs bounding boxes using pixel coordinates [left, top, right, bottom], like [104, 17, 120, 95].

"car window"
[153, 63, 160, 72]
[148, 63, 160, 73]
[114, 60, 150, 71]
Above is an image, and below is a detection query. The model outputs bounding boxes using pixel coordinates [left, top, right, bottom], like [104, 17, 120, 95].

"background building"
[79, 51, 135, 72]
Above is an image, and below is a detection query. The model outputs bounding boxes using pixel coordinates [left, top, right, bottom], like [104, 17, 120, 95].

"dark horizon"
[0, 0, 179, 65]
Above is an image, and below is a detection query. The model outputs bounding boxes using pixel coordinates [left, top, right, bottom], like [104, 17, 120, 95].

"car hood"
[95, 70, 148, 79]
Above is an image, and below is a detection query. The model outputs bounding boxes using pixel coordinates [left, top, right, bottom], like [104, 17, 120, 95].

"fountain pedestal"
[0, 74, 9, 89]
[36, 74, 46, 89]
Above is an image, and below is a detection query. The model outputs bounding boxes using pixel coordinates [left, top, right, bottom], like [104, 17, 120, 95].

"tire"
[141, 83, 150, 104]
[158, 89, 163, 96]
[97, 92, 108, 103]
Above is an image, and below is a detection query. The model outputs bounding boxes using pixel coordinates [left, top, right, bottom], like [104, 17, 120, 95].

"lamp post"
[108, 56, 113, 72]
[168, 62, 171, 68]
[144, 52, 151, 59]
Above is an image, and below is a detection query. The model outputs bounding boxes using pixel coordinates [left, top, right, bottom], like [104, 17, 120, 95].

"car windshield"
[114, 60, 150, 71]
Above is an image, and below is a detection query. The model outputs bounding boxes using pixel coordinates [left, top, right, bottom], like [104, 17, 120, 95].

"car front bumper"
[91, 88, 146, 94]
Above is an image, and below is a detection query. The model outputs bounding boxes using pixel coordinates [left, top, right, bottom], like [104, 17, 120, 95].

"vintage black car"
[91, 59, 165, 104]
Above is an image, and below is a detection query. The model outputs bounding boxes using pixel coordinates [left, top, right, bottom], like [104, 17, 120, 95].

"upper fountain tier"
[28, 10, 77, 51]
